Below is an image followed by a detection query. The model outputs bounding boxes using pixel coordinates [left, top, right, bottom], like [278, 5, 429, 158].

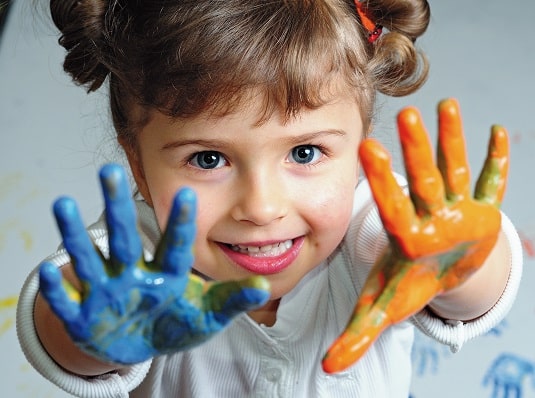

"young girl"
[17, 0, 522, 397]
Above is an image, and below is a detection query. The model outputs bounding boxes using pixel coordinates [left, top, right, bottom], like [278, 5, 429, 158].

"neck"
[247, 299, 280, 326]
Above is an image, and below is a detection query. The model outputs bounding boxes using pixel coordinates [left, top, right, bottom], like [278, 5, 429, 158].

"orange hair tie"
[355, 1, 383, 43]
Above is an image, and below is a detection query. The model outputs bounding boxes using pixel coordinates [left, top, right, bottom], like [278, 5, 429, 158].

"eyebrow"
[161, 129, 347, 151]
[161, 139, 230, 151]
[283, 129, 347, 146]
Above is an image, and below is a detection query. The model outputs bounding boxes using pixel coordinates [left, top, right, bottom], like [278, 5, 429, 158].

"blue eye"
[289, 145, 322, 164]
[190, 151, 227, 169]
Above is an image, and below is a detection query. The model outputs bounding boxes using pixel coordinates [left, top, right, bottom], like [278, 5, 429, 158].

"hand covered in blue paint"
[39, 164, 270, 364]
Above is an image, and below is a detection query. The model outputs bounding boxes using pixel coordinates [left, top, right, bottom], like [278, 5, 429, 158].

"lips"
[219, 236, 304, 275]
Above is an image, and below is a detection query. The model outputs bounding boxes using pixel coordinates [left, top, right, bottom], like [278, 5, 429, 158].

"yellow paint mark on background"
[0, 220, 35, 253]
[0, 295, 18, 308]
[0, 219, 17, 252]
[0, 172, 23, 201]
[0, 295, 18, 336]
[20, 230, 33, 251]
[0, 171, 41, 254]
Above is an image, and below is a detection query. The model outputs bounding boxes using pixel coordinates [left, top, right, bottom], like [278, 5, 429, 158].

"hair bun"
[364, 0, 431, 97]
[365, 0, 430, 41]
[50, 0, 110, 91]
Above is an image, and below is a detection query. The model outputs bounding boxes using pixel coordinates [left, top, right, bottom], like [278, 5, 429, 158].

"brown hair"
[50, 0, 430, 152]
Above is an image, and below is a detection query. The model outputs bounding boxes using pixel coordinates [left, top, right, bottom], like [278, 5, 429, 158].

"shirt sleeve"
[16, 219, 153, 398]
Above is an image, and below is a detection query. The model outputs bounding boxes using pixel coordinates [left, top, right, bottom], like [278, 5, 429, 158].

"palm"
[40, 164, 270, 364]
[322, 99, 509, 373]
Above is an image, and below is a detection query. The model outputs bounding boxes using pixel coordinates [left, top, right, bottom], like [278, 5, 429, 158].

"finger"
[322, 306, 388, 373]
[100, 164, 143, 270]
[321, 267, 389, 373]
[154, 187, 197, 275]
[375, 263, 442, 324]
[355, 258, 388, 311]
[204, 276, 271, 324]
[474, 125, 510, 207]
[39, 262, 80, 323]
[53, 196, 106, 285]
[436, 98, 471, 200]
[322, 256, 394, 374]
[397, 106, 445, 214]
[359, 139, 415, 237]
[323, 261, 442, 373]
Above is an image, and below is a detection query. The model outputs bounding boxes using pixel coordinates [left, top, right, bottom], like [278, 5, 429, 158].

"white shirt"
[16, 178, 523, 398]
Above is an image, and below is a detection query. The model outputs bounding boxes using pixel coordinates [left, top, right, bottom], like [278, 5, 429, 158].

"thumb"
[205, 276, 271, 324]
[322, 305, 390, 373]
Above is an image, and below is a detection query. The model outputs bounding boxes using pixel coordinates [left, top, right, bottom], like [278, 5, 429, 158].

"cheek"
[302, 179, 355, 239]
[150, 191, 178, 232]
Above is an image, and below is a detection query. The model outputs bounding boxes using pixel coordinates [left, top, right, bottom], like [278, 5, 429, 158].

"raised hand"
[322, 98, 509, 373]
[39, 164, 270, 364]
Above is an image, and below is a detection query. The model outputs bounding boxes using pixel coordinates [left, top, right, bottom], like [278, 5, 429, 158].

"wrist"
[428, 231, 511, 321]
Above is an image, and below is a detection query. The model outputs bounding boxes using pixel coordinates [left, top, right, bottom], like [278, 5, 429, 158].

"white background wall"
[0, 0, 534, 396]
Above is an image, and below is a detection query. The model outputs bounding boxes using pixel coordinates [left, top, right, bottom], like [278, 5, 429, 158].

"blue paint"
[52, 196, 106, 284]
[39, 262, 80, 322]
[39, 163, 270, 364]
[153, 187, 197, 276]
[100, 164, 142, 272]
[411, 331, 451, 377]
[483, 353, 535, 398]
[484, 319, 508, 337]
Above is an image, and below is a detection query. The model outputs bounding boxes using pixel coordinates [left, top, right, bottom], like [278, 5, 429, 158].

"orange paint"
[323, 264, 442, 373]
[322, 99, 510, 373]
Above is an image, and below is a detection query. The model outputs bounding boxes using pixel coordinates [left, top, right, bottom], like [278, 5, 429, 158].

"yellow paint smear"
[0, 295, 18, 309]
[0, 295, 18, 336]
[0, 172, 23, 201]
[20, 230, 33, 251]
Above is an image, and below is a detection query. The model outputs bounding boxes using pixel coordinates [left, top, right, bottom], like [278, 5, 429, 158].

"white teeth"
[230, 240, 293, 257]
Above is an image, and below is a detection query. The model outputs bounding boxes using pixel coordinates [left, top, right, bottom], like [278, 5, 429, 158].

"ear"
[120, 138, 154, 207]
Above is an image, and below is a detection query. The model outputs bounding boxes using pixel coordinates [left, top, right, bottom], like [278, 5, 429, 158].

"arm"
[17, 253, 152, 397]
[34, 265, 123, 376]
[323, 98, 512, 373]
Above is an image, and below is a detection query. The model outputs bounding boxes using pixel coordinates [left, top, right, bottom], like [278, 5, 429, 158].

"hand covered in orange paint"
[322, 98, 509, 373]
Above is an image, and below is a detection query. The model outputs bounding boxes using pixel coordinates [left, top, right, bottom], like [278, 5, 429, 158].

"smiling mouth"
[228, 240, 293, 257]
[219, 237, 304, 275]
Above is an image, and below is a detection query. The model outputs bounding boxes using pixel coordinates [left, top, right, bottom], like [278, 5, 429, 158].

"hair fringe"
[48, 0, 431, 146]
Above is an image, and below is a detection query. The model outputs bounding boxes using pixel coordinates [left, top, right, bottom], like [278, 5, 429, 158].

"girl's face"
[127, 91, 364, 307]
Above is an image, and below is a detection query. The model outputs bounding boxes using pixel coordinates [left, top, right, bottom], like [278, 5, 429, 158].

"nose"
[231, 170, 288, 226]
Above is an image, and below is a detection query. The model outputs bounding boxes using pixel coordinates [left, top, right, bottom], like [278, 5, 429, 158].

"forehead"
[144, 88, 363, 145]
[130, 73, 368, 147]
[203, 75, 363, 124]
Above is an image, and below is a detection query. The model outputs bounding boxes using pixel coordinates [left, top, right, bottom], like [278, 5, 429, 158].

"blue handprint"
[485, 319, 509, 338]
[411, 342, 439, 376]
[39, 163, 271, 364]
[411, 330, 451, 376]
[483, 353, 535, 398]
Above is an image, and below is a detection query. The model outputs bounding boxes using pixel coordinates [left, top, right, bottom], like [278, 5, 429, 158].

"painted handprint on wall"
[411, 330, 451, 377]
[485, 319, 508, 338]
[483, 353, 535, 398]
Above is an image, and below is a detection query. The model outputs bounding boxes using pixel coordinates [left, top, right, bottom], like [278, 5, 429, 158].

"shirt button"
[266, 368, 282, 382]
